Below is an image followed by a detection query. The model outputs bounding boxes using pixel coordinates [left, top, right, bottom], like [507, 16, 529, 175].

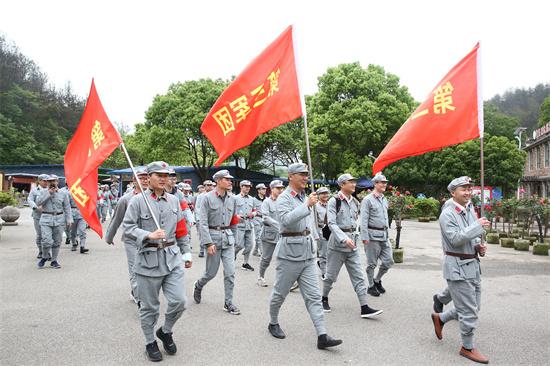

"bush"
[414, 198, 440, 218]
[0, 192, 17, 207]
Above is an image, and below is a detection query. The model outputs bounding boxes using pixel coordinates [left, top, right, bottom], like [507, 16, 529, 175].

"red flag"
[64, 80, 122, 237]
[373, 43, 482, 174]
[201, 25, 303, 166]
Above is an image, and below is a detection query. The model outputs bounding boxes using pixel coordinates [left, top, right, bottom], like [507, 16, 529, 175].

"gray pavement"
[1, 207, 549, 365]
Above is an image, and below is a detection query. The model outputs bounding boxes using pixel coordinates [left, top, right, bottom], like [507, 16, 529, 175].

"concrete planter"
[500, 238, 515, 248]
[392, 248, 404, 263]
[429, 216, 438, 221]
[0, 206, 20, 226]
[486, 233, 500, 244]
[498, 232, 509, 238]
[509, 233, 520, 239]
[525, 237, 538, 244]
[514, 239, 530, 251]
[533, 243, 549, 256]
[418, 217, 430, 222]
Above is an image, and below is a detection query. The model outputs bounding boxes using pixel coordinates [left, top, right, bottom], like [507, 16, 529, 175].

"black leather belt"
[281, 230, 311, 237]
[341, 227, 356, 233]
[209, 225, 231, 230]
[445, 251, 478, 260]
[145, 241, 175, 249]
[42, 211, 64, 215]
[368, 225, 386, 231]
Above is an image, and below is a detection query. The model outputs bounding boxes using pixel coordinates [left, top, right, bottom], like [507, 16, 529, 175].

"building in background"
[522, 122, 550, 197]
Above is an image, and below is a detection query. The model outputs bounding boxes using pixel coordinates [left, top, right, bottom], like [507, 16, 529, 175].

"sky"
[1, 0, 549, 127]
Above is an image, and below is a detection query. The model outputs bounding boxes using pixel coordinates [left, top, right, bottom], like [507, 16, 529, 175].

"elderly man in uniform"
[67, 190, 89, 254]
[59, 184, 72, 244]
[36, 175, 72, 269]
[105, 167, 149, 305]
[360, 173, 394, 297]
[193, 170, 241, 315]
[321, 174, 382, 318]
[268, 162, 342, 350]
[234, 180, 256, 271]
[28, 174, 50, 258]
[315, 186, 331, 278]
[257, 180, 285, 287]
[430, 176, 490, 364]
[182, 183, 195, 209]
[194, 180, 215, 258]
[252, 183, 267, 257]
[123, 161, 192, 362]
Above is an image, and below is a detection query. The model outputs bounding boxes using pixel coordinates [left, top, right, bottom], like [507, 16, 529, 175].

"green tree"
[484, 102, 519, 140]
[307, 63, 416, 180]
[538, 96, 550, 127]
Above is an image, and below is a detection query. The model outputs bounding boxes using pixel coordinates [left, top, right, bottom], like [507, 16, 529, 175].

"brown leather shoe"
[460, 347, 489, 364]
[431, 313, 444, 340]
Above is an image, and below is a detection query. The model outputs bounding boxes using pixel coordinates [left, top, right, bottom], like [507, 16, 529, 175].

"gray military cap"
[197, 184, 204, 190]
[256, 183, 267, 189]
[182, 183, 192, 190]
[240, 180, 252, 187]
[213, 169, 234, 181]
[135, 167, 148, 176]
[447, 176, 473, 192]
[317, 186, 330, 194]
[203, 180, 214, 186]
[288, 163, 309, 175]
[269, 180, 285, 188]
[372, 173, 388, 183]
[147, 161, 171, 174]
[46, 174, 59, 181]
[37, 174, 49, 181]
[337, 173, 356, 185]
[168, 168, 177, 176]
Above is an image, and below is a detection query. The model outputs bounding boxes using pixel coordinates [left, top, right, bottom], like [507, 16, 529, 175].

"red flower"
[405, 191, 411, 195]
[395, 191, 401, 196]
[540, 199, 545, 205]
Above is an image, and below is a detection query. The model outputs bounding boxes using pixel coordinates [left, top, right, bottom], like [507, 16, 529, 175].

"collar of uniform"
[215, 190, 227, 198]
[288, 187, 304, 198]
[372, 191, 384, 199]
[451, 200, 469, 214]
[149, 189, 167, 201]
[338, 191, 352, 203]
[240, 193, 249, 198]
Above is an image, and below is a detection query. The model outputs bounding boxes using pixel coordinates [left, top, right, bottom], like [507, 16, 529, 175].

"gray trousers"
[197, 246, 235, 304]
[364, 240, 394, 287]
[436, 287, 452, 305]
[70, 218, 87, 248]
[253, 225, 262, 255]
[269, 258, 326, 336]
[100, 205, 108, 221]
[259, 241, 277, 278]
[439, 279, 481, 349]
[124, 241, 138, 295]
[33, 217, 42, 253]
[136, 266, 186, 344]
[235, 228, 253, 263]
[317, 238, 328, 275]
[322, 249, 368, 306]
[41, 225, 63, 261]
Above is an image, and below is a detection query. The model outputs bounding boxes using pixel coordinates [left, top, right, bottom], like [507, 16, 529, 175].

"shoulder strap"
[335, 197, 342, 214]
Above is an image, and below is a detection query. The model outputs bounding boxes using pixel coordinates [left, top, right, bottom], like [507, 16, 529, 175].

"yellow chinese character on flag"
[433, 81, 456, 114]
[230, 95, 252, 123]
[213, 106, 236, 136]
[267, 68, 280, 97]
[250, 84, 267, 108]
[70, 178, 91, 207]
[91, 120, 105, 150]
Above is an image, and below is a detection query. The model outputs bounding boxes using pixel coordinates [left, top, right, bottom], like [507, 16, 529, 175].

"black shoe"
[65, 238, 71, 245]
[198, 251, 205, 258]
[156, 327, 177, 355]
[241, 263, 255, 271]
[322, 297, 331, 313]
[37, 252, 42, 259]
[80, 247, 89, 254]
[50, 261, 61, 269]
[71, 245, 77, 251]
[37, 258, 47, 269]
[223, 302, 241, 315]
[433, 294, 444, 313]
[367, 286, 380, 297]
[193, 281, 202, 304]
[317, 334, 343, 349]
[268, 323, 286, 339]
[145, 341, 163, 362]
[361, 304, 383, 318]
[374, 280, 386, 294]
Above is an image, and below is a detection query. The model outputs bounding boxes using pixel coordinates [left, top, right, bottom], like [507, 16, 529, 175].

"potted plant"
[388, 189, 413, 263]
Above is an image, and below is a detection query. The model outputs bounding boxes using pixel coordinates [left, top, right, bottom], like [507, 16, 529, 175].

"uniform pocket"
[263, 230, 277, 242]
[285, 237, 304, 259]
[140, 247, 159, 269]
[458, 258, 478, 279]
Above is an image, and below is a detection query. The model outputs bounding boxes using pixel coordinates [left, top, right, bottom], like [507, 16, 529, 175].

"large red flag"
[373, 43, 482, 174]
[64, 80, 122, 237]
[201, 25, 303, 166]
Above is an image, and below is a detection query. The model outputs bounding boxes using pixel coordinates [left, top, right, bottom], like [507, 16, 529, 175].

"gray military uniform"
[36, 189, 72, 261]
[253, 195, 265, 255]
[28, 185, 45, 256]
[123, 189, 190, 344]
[259, 197, 280, 279]
[60, 186, 71, 241]
[322, 193, 369, 306]
[315, 201, 329, 275]
[360, 192, 394, 287]
[269, 187, 326, 336]
[196, 190, 238, 304]
[194, 191, 207, 251]
[438, 201, 484, 350]
[68, 193, 87, 249]
[234, 193, 256, 264]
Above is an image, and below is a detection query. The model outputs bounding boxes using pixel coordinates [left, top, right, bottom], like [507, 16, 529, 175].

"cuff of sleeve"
[182, 252, 192, 262]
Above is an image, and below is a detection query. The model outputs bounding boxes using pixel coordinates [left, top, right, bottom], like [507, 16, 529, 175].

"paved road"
[1, 208, 549, 365]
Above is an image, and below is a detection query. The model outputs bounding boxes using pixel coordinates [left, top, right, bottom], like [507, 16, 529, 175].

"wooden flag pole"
[480, 136, 485, 218]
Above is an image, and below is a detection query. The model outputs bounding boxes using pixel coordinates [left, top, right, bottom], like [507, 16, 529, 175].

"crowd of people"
[27, 163, 490, 364]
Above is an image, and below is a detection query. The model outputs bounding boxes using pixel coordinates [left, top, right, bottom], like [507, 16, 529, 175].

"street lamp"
[514, 127, 527, 149]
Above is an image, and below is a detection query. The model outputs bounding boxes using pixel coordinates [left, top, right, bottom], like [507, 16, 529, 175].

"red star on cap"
[162, 163, 167, 168]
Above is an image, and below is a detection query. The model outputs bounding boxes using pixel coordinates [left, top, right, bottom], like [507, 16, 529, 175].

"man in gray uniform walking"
[252, 183, 267, 257]
[28, 174, 49, 258]
[234, 180, 256, 271]
[123, 161, 192, 362]
[36, 175, 72, 269]
[360, 173, 394, 296]
[67, 191, 89, 254]
[194, 180, 215, 257]
[315, 187, 330, 278]
[321, 174, 383, 318]
[431, 176, 490, 364]
[105, 167, 149, 305]
[268, 163, 342, 350]
[193, 170, 241, 315]
[257, 179, 285, 287]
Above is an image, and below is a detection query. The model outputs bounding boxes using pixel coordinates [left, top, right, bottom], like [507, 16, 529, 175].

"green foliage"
[483, 102, 519, 140]
[0, 191, 17, 207]
[413, 197, 439, 217]
[538, 96, 550, 127]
